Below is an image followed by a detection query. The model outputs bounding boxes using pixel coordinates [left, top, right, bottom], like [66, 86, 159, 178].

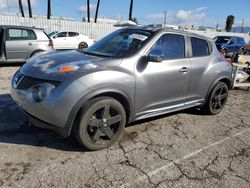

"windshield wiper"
[83, 51, 114, 58]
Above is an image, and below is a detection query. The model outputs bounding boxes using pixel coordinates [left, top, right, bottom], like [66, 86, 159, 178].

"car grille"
[13, 71, 61, 90]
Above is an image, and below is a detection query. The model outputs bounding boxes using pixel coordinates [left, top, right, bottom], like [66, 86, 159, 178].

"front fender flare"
[63, 87, 133, 137]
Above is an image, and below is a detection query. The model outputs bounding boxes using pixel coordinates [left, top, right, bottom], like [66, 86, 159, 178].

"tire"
[239, 48, 244, 54]
[73, 97, 126, 150]
[204, 82, 228, 115]
[221, 49, 227, 56]
[78, 42, 88, 50]
[30, 50, 44, 58]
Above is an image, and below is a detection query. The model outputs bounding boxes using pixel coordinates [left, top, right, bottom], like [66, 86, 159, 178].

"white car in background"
[48, 31, 94, 50]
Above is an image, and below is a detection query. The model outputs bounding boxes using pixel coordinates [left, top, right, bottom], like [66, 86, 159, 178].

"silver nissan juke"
[11, 27, 233, 150]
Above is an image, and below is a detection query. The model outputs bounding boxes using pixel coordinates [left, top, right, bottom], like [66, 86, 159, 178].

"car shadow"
[0, 94, 86, 152]
[0, 63, 24, 67]
[0, 94, 209, 151]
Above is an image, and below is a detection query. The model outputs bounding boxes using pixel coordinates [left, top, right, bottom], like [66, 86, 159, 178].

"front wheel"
[73, 97, 126, 150]
[204, 82, 229, 115]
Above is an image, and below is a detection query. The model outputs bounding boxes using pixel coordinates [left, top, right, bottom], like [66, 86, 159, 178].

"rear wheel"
[221, 49, 227, 56]
[204, 82, 228, 115]
[73, 97, 126, 150]
[78, 42, 88, 50]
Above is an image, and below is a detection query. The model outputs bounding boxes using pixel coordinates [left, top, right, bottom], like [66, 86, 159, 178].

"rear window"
[42, 31, 50, 39]
[191, 37, 209, 57]
[69, 32, 79, 37]
[7, 28, 37, 40]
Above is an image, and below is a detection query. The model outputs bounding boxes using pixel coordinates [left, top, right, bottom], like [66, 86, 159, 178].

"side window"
[237, 37, 245, 44]
[7, 28, 36, 40]
[151, 34, 185, 60]
[56, 32, 67, 38]
[191, 37, 209, 57]
[69, 32, 79, 37]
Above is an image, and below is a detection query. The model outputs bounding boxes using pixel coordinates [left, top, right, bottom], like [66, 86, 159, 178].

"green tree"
[225, 15, 235, 32]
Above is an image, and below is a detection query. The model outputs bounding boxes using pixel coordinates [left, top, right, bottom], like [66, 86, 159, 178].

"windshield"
[84, 29, 153, 58]
[213, 36, 231, 44]
[48, 31, 58, 37]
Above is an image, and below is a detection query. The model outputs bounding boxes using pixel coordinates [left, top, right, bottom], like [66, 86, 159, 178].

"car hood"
[20, 50, 121, 80]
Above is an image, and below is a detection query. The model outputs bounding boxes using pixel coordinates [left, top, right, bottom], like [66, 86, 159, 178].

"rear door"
[187, 37, 212, 102]
[68, 32, 80, 49]
[5, 28, 37, 61]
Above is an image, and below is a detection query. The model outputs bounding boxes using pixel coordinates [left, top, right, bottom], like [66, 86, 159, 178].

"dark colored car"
[11, 27, 233, 150]
[213, 36, 246, 56]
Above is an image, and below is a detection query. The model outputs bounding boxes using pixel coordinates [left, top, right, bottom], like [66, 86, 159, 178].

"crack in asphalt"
[120, 128, 250, 187]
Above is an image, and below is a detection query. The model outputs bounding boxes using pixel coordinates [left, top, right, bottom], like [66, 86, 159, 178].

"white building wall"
[0, 15, 119, 41]
[1, 15, 249, 43]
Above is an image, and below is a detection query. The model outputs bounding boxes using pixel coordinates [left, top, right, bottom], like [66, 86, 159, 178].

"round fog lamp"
[31, 85, 47, 102]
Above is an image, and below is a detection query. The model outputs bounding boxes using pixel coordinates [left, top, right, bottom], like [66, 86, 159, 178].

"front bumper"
[23, 110, 70, 137]
[10, 71, 91, 134]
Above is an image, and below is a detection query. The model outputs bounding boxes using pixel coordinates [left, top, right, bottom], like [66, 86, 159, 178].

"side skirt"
[133, 99, 204, 122]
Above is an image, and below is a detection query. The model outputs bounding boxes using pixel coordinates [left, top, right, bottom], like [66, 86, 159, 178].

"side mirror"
[147, 49, 164, 62]
[52, 36, 56, 39]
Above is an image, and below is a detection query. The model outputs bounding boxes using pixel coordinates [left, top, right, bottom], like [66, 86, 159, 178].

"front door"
[135, 34, 190, 117]
[0, 29, 4, 58]
[52, 32, 68, 49]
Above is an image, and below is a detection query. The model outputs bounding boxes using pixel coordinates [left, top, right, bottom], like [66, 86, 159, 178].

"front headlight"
[26, 83, 55, 103]
[31, 85, 47, 103]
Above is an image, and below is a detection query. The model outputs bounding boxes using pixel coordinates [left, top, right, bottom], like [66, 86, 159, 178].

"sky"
[0, 0, 249, 28]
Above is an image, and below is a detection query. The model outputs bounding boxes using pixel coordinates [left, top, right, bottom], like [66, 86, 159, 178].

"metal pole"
[6, 0, 10, 12]
[94, 0, 100, 23]
[163, 11, 167, 27]
[18, 0, 25, 17]
[47, 0, 51, 19]
[129, 0, 133, 20]
[27, 0, 32, 18]
[241, 19, 244, 33]
[87, 0, 90, 22]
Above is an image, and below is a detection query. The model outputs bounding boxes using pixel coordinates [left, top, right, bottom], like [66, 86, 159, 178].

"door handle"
[28, 42, 32, 46]
[179, 67, 189, 73]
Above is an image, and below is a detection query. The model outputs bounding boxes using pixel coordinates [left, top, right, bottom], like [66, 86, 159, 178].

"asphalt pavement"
[0, 66, 249, 188]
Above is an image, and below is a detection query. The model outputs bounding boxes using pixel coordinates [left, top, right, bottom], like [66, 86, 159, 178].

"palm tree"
[27, 0, 32, 18]
[47, 0, 51, 19]
[18, 0, 25, 17]
[87, 0, 90, 22]
[225, 15, 235, 32]
[94, 0, 100, 23]
[129, 0, 133, 20]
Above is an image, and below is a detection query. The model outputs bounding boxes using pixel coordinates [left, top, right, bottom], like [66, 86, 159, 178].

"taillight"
[48, 39, 53, 47]
[219, 52, 232, 64]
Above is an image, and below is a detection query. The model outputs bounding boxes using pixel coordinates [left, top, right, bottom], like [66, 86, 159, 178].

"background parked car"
[49, 31, 94, 50]
[213, 36, 246, 56]
[0, 25, 54, 63]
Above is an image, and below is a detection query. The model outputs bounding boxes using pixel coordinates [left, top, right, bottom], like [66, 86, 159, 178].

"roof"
[0, 25, 45, 30]
[123, 26, 210, 40]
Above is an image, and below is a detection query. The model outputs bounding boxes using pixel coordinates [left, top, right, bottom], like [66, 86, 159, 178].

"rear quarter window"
[191, 37, 209, 57]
